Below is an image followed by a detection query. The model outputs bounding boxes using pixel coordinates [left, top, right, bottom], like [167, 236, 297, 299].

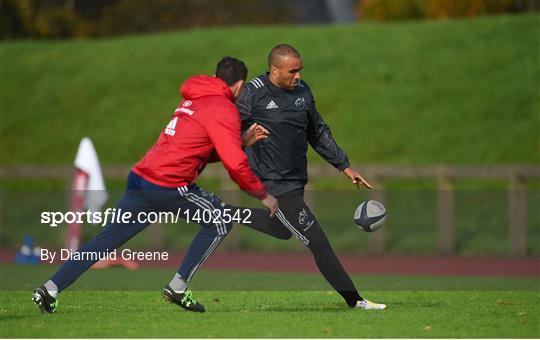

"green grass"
[2, 290, 539, 338]
[1, 14, 538, 166]
[1, 266, 539, 338]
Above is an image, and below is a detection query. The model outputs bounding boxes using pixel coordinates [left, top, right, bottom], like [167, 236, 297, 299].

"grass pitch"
[2, 290, 538, 338]
[1, 265, 538, 338]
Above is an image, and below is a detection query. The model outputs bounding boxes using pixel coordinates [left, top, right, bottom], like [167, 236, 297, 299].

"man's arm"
[206, 108, 265, 199]
[208, 121, 270, 161]
[306, 97, 350, 170]
[307, 96, 372, 189]
[236, 83, 256, 133]
[236, 83, 271, 146]
[205, 104, 279, 216]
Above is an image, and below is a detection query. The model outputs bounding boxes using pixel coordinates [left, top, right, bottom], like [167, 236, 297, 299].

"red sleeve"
[205, 105, 267, 200]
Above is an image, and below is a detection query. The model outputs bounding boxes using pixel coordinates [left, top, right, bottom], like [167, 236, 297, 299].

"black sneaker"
[32, 286, 58, 313]
[163, 285, 205, 313]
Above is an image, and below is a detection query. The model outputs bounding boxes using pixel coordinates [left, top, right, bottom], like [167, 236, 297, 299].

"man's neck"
[268, 74, 283, 90]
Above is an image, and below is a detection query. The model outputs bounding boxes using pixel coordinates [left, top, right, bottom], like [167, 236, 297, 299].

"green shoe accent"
[50, 299, 58, 312]
[32, 286, 58, 314]
[180, 290, 197, 307]
[163, 285, 205, 312]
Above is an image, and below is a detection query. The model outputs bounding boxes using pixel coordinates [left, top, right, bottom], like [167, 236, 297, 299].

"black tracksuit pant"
[229, 188, 362, 307]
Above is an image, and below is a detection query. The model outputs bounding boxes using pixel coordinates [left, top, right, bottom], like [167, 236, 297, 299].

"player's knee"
[213, 220, 232, 236]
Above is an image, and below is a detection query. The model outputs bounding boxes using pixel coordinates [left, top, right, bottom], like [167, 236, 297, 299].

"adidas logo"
[266, 100, 278, 109]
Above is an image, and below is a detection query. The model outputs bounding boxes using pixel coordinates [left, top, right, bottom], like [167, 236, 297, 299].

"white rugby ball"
[354, 200, 386, 232]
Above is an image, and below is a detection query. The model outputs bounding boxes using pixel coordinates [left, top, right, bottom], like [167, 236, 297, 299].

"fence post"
[369, 178, 385, 254]
[437, 173, 454, 254]
[219, 171, 240, 251]
[148, 223, 164, 250]
[508, 174, 527, 257]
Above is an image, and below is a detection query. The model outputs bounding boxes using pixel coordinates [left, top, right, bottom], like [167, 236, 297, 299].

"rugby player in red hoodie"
[32, 57, 278, 314]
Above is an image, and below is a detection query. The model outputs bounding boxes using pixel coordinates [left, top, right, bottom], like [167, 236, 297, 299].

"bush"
[358, 0, 539, 21]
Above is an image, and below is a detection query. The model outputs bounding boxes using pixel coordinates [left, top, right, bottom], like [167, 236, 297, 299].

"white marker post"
[66, 137, 108, 251]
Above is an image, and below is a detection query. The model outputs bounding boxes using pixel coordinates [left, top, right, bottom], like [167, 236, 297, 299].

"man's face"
[270, 55, 303, 91]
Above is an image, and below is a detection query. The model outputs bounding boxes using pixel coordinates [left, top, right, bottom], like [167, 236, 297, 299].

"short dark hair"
[268, 44, 301, 67]
[215, 57, 248, 86]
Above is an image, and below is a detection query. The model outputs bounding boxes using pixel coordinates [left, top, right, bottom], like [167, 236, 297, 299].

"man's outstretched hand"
[261, 194, 279, 217]
[242, 123, 270, 147]
[343, 167, 373, 189]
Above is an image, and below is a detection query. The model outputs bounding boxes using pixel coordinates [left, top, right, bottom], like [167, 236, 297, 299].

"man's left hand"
[242, 123, 270, 147]
[343, 167, 373, 189]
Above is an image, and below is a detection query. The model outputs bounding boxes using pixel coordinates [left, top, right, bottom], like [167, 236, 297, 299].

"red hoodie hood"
[180, 75, 234, 101]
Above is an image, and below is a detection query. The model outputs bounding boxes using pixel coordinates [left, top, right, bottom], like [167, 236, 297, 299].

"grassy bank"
[1, 14, 538, 165]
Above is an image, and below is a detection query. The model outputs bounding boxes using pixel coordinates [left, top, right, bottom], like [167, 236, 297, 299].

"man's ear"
[232, 80, 245, 98]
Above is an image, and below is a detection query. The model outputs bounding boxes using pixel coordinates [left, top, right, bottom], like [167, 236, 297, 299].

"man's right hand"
[260, 194, 279, 217]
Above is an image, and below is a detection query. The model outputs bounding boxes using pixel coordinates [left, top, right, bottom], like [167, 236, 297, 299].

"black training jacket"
[236, 73, 350, 196]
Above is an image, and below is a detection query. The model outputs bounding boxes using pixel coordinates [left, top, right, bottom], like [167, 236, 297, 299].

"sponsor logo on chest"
[266, 100, 279, 110]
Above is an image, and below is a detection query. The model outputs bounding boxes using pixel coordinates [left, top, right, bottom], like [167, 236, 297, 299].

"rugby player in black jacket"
[233, 44, 386, 310]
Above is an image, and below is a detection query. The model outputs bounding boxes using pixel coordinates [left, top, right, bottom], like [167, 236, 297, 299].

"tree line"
[1, 0, 537, 39]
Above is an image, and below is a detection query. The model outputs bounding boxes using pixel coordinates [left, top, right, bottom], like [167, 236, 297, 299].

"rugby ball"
[354, 200, 386, 232]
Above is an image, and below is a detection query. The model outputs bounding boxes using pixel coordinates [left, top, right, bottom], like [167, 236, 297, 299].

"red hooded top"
[132, 75, 267, 199]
